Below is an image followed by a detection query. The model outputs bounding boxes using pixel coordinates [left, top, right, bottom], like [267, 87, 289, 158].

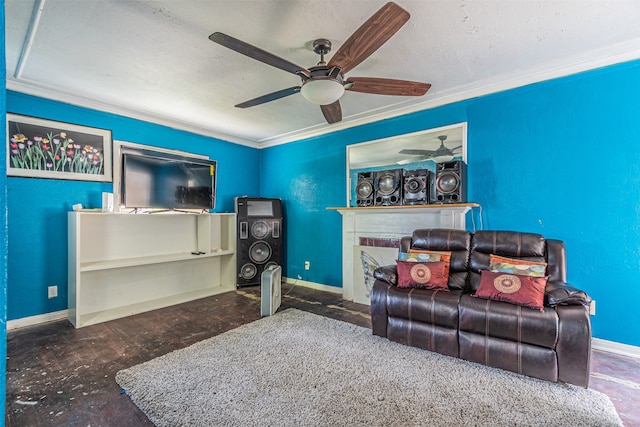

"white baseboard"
[7, 310, 68, 331]
[592, 338, 640, 360]
[283, 277, 342, 294]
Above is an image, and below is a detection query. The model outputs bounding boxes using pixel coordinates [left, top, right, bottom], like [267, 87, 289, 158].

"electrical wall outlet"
[589, 300, 596, 316]
[48, 285, 58, 299]
[304, 261, 310, 270]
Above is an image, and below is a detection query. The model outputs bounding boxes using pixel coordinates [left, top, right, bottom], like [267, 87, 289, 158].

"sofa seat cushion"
[388, 317, 459, 358]
[458, 294, 558, 349]
[459, 332, 558, 383]
[387, 286, 463, 329]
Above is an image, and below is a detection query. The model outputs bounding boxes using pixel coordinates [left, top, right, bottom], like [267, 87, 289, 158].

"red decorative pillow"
[396, 260, 449, 291]
[475, 270, 548, 311]
[408, 249, 452, 278]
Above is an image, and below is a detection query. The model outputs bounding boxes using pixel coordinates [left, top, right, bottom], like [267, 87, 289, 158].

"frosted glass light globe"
[300, 78, 345, 105]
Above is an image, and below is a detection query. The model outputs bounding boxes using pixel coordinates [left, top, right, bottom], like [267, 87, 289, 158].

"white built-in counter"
[328, 204, 479, 304]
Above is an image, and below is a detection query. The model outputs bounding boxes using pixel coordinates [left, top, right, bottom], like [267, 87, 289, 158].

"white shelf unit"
[68, 212, 236, 328]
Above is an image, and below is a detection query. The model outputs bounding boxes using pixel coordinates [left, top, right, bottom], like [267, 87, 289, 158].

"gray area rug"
[116, 309, 622, 427]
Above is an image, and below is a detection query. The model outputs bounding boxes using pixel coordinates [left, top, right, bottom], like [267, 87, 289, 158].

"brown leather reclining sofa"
[371, 229, 592, 387]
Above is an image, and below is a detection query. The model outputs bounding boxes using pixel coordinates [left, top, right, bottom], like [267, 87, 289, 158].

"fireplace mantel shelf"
[327, 203, 479, 213]
[330, 203, 479, 304]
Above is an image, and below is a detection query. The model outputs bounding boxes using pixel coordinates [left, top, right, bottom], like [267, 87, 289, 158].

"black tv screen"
[122, 151, 217, 210]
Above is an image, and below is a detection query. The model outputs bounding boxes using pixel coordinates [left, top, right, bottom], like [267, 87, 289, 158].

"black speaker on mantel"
[355, 172, 374, 207]
[403, 169, 431, 205]
[236, 197, 283, 287]
[435, 161, 466, 203]
[374, 169, 403, 206]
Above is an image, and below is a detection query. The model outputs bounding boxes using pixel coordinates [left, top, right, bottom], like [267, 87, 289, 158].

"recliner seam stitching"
[485, 300, 490, 365]
[407, 289, 413, 346]
[517, 305, 522, 374]
[430, 291, 437, 351]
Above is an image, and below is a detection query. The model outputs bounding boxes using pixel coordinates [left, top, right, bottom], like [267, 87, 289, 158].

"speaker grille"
[436, 172, 460, 194]
[356, 180, 373, 198]
[249, 241, 272, 264]
[251, 220, 269, 239]
[240, 263, 257, 279]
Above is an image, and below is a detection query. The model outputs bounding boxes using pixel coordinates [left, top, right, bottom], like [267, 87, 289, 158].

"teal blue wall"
[261, 60, 640, 347]
[6, 59, 640, 349]
[6, 91, 260, 321]
[1, 0, 8, 418]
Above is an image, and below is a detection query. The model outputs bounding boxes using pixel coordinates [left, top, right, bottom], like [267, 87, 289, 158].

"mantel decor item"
[6, 113, 112, 182]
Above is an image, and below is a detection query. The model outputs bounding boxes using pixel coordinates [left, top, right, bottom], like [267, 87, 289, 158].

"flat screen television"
[121, 150, 217, 210]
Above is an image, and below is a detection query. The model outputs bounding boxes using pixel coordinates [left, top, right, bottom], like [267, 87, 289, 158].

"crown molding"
[258, 38, 640, 148]
[5, 78, 260, 149]
[6, 38, 640, 150]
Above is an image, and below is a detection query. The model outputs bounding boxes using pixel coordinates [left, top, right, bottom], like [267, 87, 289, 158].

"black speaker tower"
[235, 197, 283, 287]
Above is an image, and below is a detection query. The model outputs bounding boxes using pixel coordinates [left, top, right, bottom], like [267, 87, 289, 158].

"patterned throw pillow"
[396, 260, 449, 291]
[475, 270, 548, 311]
[400, 252, 442, 262]
[408, 249, 452, 278]
[489, 254, 547, 277]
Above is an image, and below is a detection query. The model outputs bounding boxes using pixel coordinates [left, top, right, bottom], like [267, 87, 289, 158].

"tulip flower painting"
[7, 114, 112, 182]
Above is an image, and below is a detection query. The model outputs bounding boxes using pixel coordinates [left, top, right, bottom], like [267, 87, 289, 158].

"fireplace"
[330, 204, 477, 304]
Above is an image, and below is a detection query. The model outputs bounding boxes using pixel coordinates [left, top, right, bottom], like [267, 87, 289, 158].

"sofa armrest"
[546, 281, 592, 307]
[556, 304, 592, 387]
[373, 265, 398, 286]
[371, 280, 392, 338]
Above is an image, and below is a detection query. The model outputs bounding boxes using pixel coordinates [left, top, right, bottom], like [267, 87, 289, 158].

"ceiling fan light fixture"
[300, 78, 345, 105]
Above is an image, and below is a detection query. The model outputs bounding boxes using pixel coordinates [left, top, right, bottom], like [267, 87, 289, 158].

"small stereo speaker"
[261, 265, 282, 317]
[403, 169, 431, 205]
[374, 169, 403, 206]
[435, 160, 466, 203]
[355, 172, 374, 207]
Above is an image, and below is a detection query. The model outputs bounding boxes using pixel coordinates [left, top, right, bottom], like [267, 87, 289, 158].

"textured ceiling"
[5, 0, 640, 148]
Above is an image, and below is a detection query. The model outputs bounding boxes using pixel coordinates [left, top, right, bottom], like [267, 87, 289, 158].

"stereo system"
[235, 197, 283, 288]
[354, 160, 466, 206]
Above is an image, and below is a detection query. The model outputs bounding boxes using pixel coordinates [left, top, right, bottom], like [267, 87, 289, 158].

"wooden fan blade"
[346, 77, 431, 96]
[321, 101, 342, 124]
[209, 32, 309, 77]
[235, 87, 301, 108]
[328, 2, 410, 75]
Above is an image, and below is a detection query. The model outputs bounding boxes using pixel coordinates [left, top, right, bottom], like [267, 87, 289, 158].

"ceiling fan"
[399, 135, 462, 161]
[208, 2, 431, 124]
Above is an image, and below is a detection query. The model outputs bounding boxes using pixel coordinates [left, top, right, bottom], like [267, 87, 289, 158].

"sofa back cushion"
[545, 239, 567, 283]
[469, 230, 548, 292]
[410, 229, 471, 291]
